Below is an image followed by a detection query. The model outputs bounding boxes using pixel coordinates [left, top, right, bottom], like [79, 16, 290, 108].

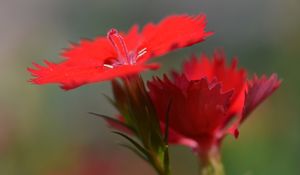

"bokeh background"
[0, 0, 299, 174]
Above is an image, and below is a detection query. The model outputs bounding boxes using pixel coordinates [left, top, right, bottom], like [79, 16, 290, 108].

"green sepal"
[111, 79, 133, 125]
[163, 99, 172, 144]
[102, 93, 116, 106]
[112, 131, 149, 158]
[89, 112, 136, 133]
[163, 145, 170, 175]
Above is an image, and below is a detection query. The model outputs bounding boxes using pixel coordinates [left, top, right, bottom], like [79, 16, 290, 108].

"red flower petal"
[28, 14, 212, 90]
[61, 38, 116, 60]
[28, 61, 159, 90]
[182, 50, 248, 126]
[138, 14, 213, 62]
[183, 50, 247, 100]
[148, 74, 233, 150]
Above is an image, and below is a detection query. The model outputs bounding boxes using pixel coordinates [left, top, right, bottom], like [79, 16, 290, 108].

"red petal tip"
[233, 129, 239, 139]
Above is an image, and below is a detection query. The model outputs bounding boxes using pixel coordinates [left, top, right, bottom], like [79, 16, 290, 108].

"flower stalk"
[198, 146, 225, 175]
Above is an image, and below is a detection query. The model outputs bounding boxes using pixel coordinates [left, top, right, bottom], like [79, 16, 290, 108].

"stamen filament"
[104, 64, 114, 69]
[136, 48, 147, 60]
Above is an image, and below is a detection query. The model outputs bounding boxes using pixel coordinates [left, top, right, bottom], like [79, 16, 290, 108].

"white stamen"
[138, 48, 147, 54]
[104, 64, 114, 69]
[137, 48, 147, 59]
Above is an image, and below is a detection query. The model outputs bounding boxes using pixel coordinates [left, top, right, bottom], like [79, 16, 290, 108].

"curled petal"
[242, 73, 281, 119]
[227, 74, 281, 138]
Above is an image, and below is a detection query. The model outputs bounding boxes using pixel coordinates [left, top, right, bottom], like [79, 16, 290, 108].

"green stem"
[150, 151, 171, 175]
[198, 146, 225, 175]
[154, 161, 170, 175]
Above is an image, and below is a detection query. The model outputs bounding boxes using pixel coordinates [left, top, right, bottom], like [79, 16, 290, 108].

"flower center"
[105, 28, 147, 69]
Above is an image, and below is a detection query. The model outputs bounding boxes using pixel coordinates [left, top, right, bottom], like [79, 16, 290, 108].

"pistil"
[107, 28, 130, 65]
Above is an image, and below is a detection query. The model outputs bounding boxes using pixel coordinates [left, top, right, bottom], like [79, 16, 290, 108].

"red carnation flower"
[147, 50, 281, 153]
[28, 14, 212, 90]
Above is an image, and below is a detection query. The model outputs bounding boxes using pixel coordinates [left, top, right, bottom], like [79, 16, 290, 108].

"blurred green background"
[0, 0, 299, 174]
